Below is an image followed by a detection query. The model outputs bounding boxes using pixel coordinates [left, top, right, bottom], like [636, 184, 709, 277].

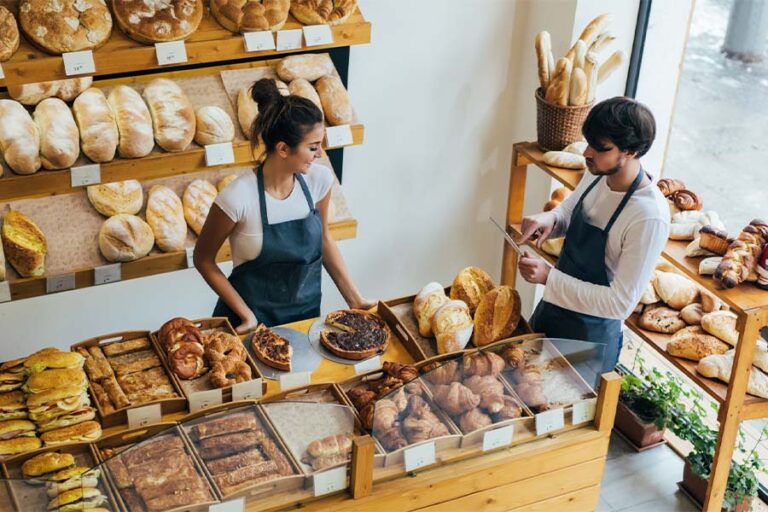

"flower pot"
[614, 400, 666, 450]
[681, 459, 754, 512]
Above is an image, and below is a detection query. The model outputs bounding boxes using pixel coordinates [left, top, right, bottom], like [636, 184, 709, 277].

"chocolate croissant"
[672, 190, 703, 211]
[657, 178, 686, 197]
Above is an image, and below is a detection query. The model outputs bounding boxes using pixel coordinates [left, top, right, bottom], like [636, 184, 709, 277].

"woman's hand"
[235, 312, 259, 334]
[349, 297, 378, 311]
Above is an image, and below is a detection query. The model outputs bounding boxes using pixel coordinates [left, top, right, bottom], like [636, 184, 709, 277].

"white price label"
[313, 466, 346, 497]
[243, 31, 276, 52]
[94, 263, 121, 286]
[63, 50, 96, 76]
[302, 24, 334, 47]
[189, 388, 223, 413]
[70, 164, 101, 187]
[354, 356, 381, 375]
[155, 41, 188, 65]
[572, 400, 597, 425]
[482, 425, 514, 452]
[232, 378, 263, 401]
[535, 408, 565, 435]
[209, 497, 245, 512]
[404, 441, 435, 472]
[46, 274, 76, 294]
[325, 125, 354, 148]
[127, 404, 162, 429]
[0, 281, 11, 303]
[186, 247, 194, 268]
[279, 371, 311, 390]
[276, 29, 303, 51]
[204, 143, 236, 167]
[0, 64, 5, 80]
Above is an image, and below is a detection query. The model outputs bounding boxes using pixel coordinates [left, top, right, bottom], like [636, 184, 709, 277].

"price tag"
[127, 404, 161, 429]
[482, 425, 514, 452]
[535, 408, 565, 436]
[276, 29, 303, 51]
[313, 466, 346, 497]
[354, 356, 381, 375]
[204, 143, 235, 167]
[572, 400, 597, 425]
[94, 264, 121, 286]
[189, 388, 223, 413]
[62, 50, 95, 76]
[209, 497, 245, 512]
[0, 281, 11, 303]
[186, 247, 194, 268]
[302, 24, 334, 47]
[232, 378, 263, 401]
[155, 41, 188, 65]
[325, 125, 354, 148]
[70, 164, 101, 187]
[0, 64, 5, 80]
[279, 371, 311, 390]
[404, 441, 435, 472]
[243, 31, 276, 52]
[46, 274, 76, 294]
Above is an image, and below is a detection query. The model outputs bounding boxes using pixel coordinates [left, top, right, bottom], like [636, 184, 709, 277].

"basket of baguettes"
[534, 13, 627, 151]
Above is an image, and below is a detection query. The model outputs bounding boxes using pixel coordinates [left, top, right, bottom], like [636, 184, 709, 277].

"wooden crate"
[71, 330, 187, 429]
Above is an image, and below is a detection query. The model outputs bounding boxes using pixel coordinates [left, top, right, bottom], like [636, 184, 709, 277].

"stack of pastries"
[21, 451, 108, 510]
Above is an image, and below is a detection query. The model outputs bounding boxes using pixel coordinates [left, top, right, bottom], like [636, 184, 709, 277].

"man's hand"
[520, 211, 557, 248]
[519, 250, 552, 285]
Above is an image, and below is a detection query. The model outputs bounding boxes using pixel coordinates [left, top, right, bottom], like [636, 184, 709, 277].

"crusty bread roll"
[0, 6, 19, 62]
[667, 325, 729, 361]
[431, 300, 474, 355]
[413, 282, 449, 338]
[681, 303, 704, 325]
[316, 75, 354, 126]
[450, 267, 495, 316]
[542, 151, 586, 170]
[638, 306, 686, 334]
[194, 106, 235, 146]
[73, 88, 119, 163]
[569, 67, 588, 106]
[534, 31, 552, 90]
[210, 0, 290, 33]
[146, 186, 187, 252]
[598, 50, 627, 84]
[652, 271, 699, 310]
[56, 77, 94, 103]
[288, 78, 324, 116]
[2, 210, 47, 278]
[33, 98, 80, 170]
[563, 141, 587, 155]
[98, 214, 154, 263]
[217, 174, 238, 192]
[701, 290, 727, 313]
[143, 79, 195, 153]
[276, 54, 334, 82]
[0, 99, 42, 175]
[474, 286, 522, 346]
[236, 80, 289, 136]
[182, 179, 217, 235]
[701, 311, 739, 346]
[87, 180, 143, 217]
[108, 85, 154, 159]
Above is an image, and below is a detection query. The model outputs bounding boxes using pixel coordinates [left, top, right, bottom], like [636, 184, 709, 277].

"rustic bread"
[652, 271, 699, 310]
[542, 151, 586, 170]
[698, 351, 768, 399]
[18, 0, 112, 54]
[107, 85, 154, 159]
[112, 0, 203, 44]
[0, 6, 20, 62]
[7, 77, 94, 106]
[473, 286, 521, 346]
[290, 0, 357, 25]
[194, 106, 235, 146]
[450, 267, 495, 316]
[210, 0, 290, 33]
[73, 87, 118, 163]
[680, 303, 704, 325]
[276, 54, 334, 82]
[146, 185, 187, 252]
[2, 210, 47, 278]
[667, 325, 729, 361]
[142, 79, 195, 153]
[700, 311, 739, 346]
[34, 98, 80, 170]
[98, 214, 154, 263]
[288, 78, 324, 117]
[639, 279, 660, 305]
[413, 282, 449, 338]
[182, 179, 217, 235]
[431, 300, 474, 355]
[638, 306, 686, 334]
[87, 180, 143, 217]
[0, 99, 41, 175]
[315, 75, 354, 126]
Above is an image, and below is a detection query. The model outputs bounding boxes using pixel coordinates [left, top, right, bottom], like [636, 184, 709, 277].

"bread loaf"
[667, 326, 729, 361]
[474, 286, 521, 346]
[545, 58, 571, 106]
[578, 13, 612, 47]
[701, 290, 727, 313]
[7, 81, 59, 106]
[639, 280, 660, 305]
[450, 267, 495, 316]
[73, 88, 119, 163]
[572, 40, 587, 70]
[290, 0, 357, 26]
[98, 214, 154, 263]
[535, 31, 552, 90]
[668, 223, 695, 241]
[698, 351, 768, 399]
[413, 283, 449, 338]
[316, 75, 354, 126]
[563, 141, 587, 155]
[0, 99, 42, 175]
[584, 52, 599, 103]
[2, 210, 47, 278]
[431, 300, 474, 355]
[217, 174, 238, 192]
[598, 50, 627, 84]
[34, 98, 80, 170]
[19, 0, 113, 54]
[681, 303, 704, 325]
[700, 311, 739, 346]
[108, 86, 154, 159]
[653, 271, 699, 310]
[638, 306, 685, 334]
[194, 106, 235, 146]
[542, 151, 586, 170]
[0, 6, 20, 62]
[146, 185, 187, 252]
[276, 54, 334, 82]
[143, 79, 195, 153]
[210, 0, 290, 33]
[568, 67, 588, 106]
[87, 180, 143, 217]
[288, 79, 324, 116]
[182, 179, 217, 235]
[589, 32, 616, 54]
[112, 0, 203, 44]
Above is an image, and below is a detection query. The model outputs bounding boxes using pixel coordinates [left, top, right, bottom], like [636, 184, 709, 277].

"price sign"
[244, 31, 276, 52]
[205, 143, 235, 167]
[279, 372, 311, 390]
[186, 247, 194, 268]
[155, 41, 188, 65]
[276, 29, 302, 51]
[325, 125, 354, 148]
[232, 378, 263, 401]
[0, 282, 11, 303]
[572, 400, 597, 425]
[70, 164, 101, 187]
[354, 356, 381, 375]
[63, 51, 95, 76]
[482, 425, 514, 452]
[127, 404, 161, 429]
[302, 24, 333, 47]
[46, 274, 76, 294]
[209, 498, 245, 512]
[535, 408, 565, 436]
[313, 466, 346, 497]
[404, 441, 435, 472]
[94, 264, 121, 286]
[189, 389, 223, 413]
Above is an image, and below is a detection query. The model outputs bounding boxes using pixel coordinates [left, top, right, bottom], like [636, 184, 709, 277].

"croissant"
[305, 433, 353, 459]
[657, 178, 686, 197]
[464, 375, 506, 414]
[405, 380, 423, 396]
[371, 375, 404, 398]
[460, 408, 493, 433]
[377, 423, 408, 451]
[501, 345, 526, 369]
[493, 396, 524, 421]
[673, 190, 703, 211]
[515, 364, 544, 385]
[422, 360, 460, 385]
[383, 361, 419, 382]
[715, 220, 768, 288]
[463, 352, 506, 378]
[432, 382, 480, 416]
[402, 400, 449, 443]
[372, 399, 401, 432]
[346, 387, 376, 412]
[515, 382, 549, 411]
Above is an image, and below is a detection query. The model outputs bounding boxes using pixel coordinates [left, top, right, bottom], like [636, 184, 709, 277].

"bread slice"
[251, 325, 292, 372]
[320, 310, 390, 360]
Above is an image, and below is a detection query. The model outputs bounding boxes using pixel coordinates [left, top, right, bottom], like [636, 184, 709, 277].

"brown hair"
[582, 97, 656, 157]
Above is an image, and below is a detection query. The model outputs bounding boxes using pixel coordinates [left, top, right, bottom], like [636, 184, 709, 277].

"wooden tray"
[150, 317, 266, 405]
[71, 330, 187, 429]
[2, 442, 119, 512]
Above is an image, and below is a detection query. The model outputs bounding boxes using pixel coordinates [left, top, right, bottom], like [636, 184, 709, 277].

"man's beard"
[586, 159, 623, 176]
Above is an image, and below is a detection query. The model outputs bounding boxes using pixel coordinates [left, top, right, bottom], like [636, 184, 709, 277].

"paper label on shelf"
[279, 371, 311, 390]
[0, 282, 11, 303]
[94, 264, 121, 286]
[244, 31, 276, 52]
[127, 404, 162, 429]
[63, 50, 95, 76]
[276, 29, 303, 51]
[186, 247, 194, 268]
[70, 164, 101, 187]
[232, 378, 263, 401]
[572, 400, 597, 425]
[313, 466, 346, 497]
[155, 41, 188, 65]
[404, 441, 435, 472]
[46, 274, 76, 294]
[189, 389, 223, 413]
[0, 64, 5, 80]
[354, 356, 381, 375]
[482, 425, 514, 452]
[209, 497, 245, 512]
[303, 24, 334, 47]
[535, 408, 565, 436]
[205, 143, 235, 167]
[325, 125, 354, 148]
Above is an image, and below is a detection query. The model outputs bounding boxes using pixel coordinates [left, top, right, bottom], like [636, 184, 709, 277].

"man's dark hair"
[582, 97, 656, 157]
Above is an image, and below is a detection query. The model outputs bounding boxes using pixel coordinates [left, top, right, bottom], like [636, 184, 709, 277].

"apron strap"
[295, 173, 315, 211]
[256, 165, 269, 225]
[576, 174, 604, 207]
[604, 167, 645, 234]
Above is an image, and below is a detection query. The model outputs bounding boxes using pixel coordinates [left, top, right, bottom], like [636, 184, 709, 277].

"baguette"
[598, 50, 627, 84]
[569, 68, 588, 106]
[578, 13, 612, 47]
[545, 58, 571, 106]
[584, 52, 599, 103]
[0, 99, 41, 175]
[534, 31, 552, 90]
[572, 40, 587, 70]
[589, 32, 616, 54]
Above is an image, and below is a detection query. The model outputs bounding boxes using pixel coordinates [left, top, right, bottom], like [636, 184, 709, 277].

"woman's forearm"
[195, 258, 253, 322]
[322, 236, 364, 308]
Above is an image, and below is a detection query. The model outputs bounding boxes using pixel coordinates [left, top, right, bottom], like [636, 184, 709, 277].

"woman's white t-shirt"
[215, 163, 334, 267]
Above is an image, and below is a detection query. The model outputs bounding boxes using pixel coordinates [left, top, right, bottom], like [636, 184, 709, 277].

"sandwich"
[22, 451, 76, 481]
[27, 383, 90, 425]
[45, 466, 100, 497]
[0, 436, 41, 457]
[0, 391, 28, 420]
[0, 372, 24, 392]
[36, 406, 96, 434]
[47, 487, 107, 511]
[0, 356, 27, 374]
[0, 419, 36, 440]
[24, 351, 85, 374]
[24, 369, 87, 394]
[40, 420, 102, 446]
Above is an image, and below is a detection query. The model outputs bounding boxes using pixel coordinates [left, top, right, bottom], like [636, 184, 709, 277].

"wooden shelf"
[514, 142, 584, 190]
[0, 7, 371, 87]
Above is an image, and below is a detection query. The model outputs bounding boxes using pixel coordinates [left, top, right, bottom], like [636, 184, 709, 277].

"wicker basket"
[535, 88, 593, 151]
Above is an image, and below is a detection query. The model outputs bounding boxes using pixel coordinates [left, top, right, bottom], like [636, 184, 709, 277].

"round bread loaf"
[450, 267, 496, 316]
[290, 0, 357, 26]
[112, 0, 203, 44]
[194, 106, 235, 146]
[210, 0, 290, 33]
[87, 180, 143, 217]
[474, 286, 522, 346]
[182, 179, 217, 235]
[19, 0, 113, 55]
[98, 214, 154, 262]
[0, 6, 20, 62]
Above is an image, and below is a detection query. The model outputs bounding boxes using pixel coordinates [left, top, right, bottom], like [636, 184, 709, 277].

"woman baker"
[194, 78, 373, 333]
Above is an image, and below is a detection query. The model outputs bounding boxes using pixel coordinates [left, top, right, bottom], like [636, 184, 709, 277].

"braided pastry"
[714, 219, 768, 288]
[290, 0, 357, 26]
[672, 190, 703, 211]
[210, 0, 290, 33]
[657, 178, 686, 198]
